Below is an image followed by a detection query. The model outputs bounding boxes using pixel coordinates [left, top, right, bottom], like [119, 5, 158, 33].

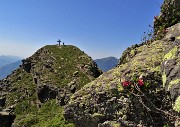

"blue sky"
[0, 0, 163, 59]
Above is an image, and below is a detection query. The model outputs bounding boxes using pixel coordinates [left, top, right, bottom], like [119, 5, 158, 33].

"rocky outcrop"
[0, 96, 6, 107]
[0, 106, 16, 127]
[64, 23, 180, 127]
[154, 0, 180, 39]
[162, 45, 180, 100]
[22, 59, 31, 73]
[161, 23, 180, 115]
[0, 112, 15, 127]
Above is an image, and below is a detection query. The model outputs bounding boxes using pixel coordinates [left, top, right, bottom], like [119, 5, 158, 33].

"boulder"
[0, 111, 15, 127]
[22, 59, 31, 73]
[37, 85, 58, 103]
[0, 96, 6, 107]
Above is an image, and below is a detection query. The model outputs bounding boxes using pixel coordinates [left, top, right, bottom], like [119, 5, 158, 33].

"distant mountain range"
[0, 55, 22, 79]
[0, 55, 22, 68]
[0, 60, 22, 79]
[95, 56, 118, 72]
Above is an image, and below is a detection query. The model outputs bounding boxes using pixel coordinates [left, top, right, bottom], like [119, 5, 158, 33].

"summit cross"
[57, 39, 61, 46]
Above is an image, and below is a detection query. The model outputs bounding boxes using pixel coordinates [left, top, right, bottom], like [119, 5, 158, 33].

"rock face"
[64, 23, 180, 127]
[162, 23, 180, 105]
[0, 45, 102, 126]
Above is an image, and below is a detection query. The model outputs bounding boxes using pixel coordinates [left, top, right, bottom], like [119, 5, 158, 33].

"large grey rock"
[162, 46, 180, 100]
[162, 23, 180, 101]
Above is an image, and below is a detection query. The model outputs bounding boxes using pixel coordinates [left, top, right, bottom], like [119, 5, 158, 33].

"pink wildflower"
[138, 79, 144, 86]
[122, 81, 131, 87]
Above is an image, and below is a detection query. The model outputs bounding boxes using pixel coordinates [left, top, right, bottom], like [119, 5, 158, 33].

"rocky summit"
[0, 45, 102, 127]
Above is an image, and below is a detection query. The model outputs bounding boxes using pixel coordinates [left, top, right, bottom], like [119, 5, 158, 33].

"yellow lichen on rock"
[162, 71, 167, 87]
[177, 36, 180, 40]
[168, 78, 180, 90]
[173, 96, 180, 112]
[164, 46, 178, 60]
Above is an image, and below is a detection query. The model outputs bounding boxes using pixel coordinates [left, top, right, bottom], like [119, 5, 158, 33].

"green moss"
[173, 96, 180, 112]
[164, 46, 178, 61]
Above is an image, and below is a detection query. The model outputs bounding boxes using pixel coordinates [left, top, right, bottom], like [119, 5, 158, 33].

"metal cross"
[57, 39, 61, 46]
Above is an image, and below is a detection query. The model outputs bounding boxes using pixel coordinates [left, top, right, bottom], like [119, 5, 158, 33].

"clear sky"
[0, 0, 163, 59]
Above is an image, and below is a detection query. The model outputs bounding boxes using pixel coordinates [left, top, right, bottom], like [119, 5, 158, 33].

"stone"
[37, 85, 58, 103]
[73, 71, 79, 76]
[0, 111, 15, 127]
[68, 81, 76, 88]
[22, 59, 31, 73]
[70, 85, 76, 93]
[0, 96, 6, 107]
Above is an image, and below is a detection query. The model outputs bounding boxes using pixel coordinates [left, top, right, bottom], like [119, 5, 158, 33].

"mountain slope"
[0, 55, 22, 68]
[0, 45, 102, 127]
[64, 23, 180, 127]
[95, 57, 118, 72]
[0, 60, 22, 80]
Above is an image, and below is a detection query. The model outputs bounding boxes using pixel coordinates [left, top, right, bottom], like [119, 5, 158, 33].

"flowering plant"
[138, 79, 144, 86]
[122, 81, 131, 87]
[121, 76, 145, 87]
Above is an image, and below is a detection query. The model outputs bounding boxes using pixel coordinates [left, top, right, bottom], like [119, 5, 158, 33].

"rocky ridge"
[0, 45, 102, 127]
